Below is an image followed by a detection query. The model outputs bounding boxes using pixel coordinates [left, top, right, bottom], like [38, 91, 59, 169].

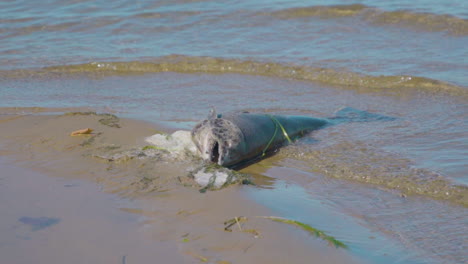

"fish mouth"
[210, 141, 220, 163]
[192, 117, 243, 166]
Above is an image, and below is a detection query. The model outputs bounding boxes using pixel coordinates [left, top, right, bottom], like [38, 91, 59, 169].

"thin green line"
[261, 115, 292, 157]
[271, 116, 292, 143]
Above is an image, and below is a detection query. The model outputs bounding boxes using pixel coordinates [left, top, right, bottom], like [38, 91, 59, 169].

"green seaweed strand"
[262, 115, 292, 157]
[142, 145, 167, 151]
[199, 173, 217, 193]
[262, 216, 348, 249]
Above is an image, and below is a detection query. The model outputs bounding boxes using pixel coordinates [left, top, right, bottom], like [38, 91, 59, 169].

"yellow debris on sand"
[70, 128, 93, 136]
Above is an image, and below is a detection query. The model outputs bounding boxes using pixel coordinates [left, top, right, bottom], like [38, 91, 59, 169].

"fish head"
[191, 117, 245, 167]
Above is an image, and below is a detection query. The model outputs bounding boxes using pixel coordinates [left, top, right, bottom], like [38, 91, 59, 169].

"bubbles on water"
[90, 62, 117, 70]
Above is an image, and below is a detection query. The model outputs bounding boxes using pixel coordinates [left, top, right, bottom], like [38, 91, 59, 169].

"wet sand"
[0, 109, 361, 264]
[0, 157, 186, 264]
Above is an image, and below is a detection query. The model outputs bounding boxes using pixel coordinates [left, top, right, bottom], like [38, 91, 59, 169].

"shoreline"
[0, 109, 359, 264]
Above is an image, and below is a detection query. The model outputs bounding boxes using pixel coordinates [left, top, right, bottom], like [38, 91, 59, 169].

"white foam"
[145, 130, 200, 159]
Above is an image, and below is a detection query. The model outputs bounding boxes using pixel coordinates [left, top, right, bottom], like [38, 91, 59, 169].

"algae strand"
[262, 216, 347, 249]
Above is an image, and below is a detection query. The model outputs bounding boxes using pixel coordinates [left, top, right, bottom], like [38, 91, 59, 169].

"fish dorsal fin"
[208, 107, 222, 119]
[208, 107, 217, 120]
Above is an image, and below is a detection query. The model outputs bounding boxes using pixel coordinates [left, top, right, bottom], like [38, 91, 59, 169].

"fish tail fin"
[332, 107, 396, 123]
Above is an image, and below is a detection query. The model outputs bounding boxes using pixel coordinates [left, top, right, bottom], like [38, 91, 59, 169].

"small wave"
[0, 21, 82, 38]
[271, 4, 368, 19]
[269, 4, 468, 36]
[132, 10, 202, 19]
[1, 55, 466, 98]
[0, 17, 125, 39]
[0, 17, 37, 24]
[279, 142, 468, 207]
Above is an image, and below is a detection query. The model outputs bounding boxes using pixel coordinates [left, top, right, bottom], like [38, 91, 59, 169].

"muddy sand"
[0, 108, 361, 264]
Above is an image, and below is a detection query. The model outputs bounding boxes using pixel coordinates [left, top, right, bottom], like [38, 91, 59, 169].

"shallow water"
[245, 165, 467, 264]
[1, 0, 467, 85]
[1, 0, 467, 263]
